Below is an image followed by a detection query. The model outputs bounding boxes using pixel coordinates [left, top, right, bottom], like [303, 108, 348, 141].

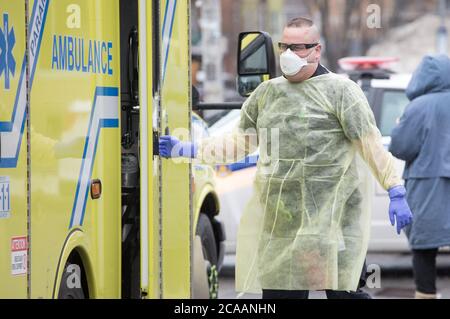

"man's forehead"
[282, 27, 319, 43]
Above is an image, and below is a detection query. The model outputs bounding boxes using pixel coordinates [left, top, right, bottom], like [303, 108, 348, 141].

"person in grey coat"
[390, 54, 450, 299]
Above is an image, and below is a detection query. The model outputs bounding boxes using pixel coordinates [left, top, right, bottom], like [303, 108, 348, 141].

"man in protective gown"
[159, 18, 413, 299]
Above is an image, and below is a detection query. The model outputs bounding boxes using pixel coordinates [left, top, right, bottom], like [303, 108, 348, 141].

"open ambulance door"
[139, 0, 193, 299]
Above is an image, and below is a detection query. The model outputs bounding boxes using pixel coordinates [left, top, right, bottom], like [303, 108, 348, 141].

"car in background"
[212, 57, 413, 256]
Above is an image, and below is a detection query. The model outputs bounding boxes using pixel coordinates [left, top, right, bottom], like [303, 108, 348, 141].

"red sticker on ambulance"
[11, 237, 28, 276]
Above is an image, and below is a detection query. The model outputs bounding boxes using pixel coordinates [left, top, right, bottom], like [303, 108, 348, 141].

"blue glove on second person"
[159, 136, 198, 159]
[388, 185, 413, 235]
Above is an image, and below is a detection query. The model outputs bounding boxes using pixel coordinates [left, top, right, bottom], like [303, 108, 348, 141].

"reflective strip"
[69, 87, 119, 228]
[0, 0, 50, 168]
[161, 0, 176, 83]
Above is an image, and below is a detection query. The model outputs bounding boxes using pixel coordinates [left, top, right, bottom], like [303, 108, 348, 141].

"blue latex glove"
[388, 185, 413, 235]
[159, 136, 198, 159]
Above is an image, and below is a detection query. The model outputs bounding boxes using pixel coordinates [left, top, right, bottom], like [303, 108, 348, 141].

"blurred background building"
[191, 0, 450, 104]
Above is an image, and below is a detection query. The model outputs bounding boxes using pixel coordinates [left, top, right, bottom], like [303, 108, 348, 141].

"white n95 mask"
[280, 49, 308, 76]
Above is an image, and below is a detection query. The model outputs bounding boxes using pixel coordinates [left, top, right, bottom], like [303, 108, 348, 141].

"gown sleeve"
[336, 79, 402, 190]
[196, 82, 269, 165]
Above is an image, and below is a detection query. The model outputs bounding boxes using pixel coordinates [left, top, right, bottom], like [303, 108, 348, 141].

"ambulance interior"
[119, 0, 141, 298]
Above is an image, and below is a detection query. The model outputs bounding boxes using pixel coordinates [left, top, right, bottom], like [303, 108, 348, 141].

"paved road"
[218, 253, 450, 299]
[218, 276, 450, 299]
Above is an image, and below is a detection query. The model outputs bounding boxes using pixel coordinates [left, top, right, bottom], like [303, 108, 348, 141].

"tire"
[58, 257, 87, 299]
[196, 213, 219, 299]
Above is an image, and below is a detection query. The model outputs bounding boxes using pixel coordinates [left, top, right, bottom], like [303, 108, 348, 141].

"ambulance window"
[379, 90, 410, 136]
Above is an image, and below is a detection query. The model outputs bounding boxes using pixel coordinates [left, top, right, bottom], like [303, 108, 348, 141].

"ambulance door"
[158, 0, 192, 299]
[139, 0, 192, 298]
[0, 0, 29, 299]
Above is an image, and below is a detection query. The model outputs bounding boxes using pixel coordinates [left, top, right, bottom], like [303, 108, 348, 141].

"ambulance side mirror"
[237, 31, 276, 97]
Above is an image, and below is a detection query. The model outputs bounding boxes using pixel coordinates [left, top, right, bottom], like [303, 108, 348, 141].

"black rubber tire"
[58, 261, 86, 299]
[196, 214, 218, 265]
[196, 213, 219, 299]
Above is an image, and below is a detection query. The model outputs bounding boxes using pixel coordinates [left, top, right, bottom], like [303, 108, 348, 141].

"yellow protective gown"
[197, 73, 402, 293]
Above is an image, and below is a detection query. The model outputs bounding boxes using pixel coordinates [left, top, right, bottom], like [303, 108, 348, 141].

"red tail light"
[339, 57, 399, 71]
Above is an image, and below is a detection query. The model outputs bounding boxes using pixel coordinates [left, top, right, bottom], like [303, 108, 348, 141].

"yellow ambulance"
[0, 0, 227, 299]
[0, 0, 276, 299]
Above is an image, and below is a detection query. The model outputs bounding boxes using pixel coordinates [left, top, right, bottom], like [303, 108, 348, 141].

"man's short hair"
[286, 17, 315, 28]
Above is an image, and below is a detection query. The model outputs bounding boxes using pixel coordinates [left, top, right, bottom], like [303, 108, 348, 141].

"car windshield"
[379, 90, 410, 137]
[192, 116, 210, 143]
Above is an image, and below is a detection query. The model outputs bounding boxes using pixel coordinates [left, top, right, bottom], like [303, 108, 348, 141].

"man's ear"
[314, 44, 322, 62]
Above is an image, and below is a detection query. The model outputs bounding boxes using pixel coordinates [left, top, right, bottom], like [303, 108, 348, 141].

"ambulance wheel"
[196, 213, 219, 299]
[58, 254, 88, 299]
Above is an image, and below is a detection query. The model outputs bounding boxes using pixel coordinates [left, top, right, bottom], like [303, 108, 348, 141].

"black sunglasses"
[278, 42, 319, 52]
